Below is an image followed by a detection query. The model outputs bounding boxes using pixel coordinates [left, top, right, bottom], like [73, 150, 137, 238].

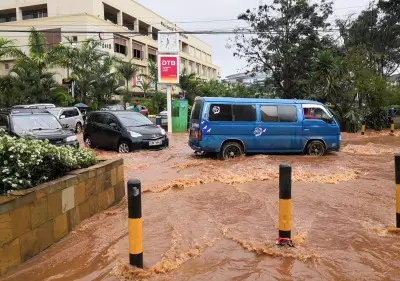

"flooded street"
[2, 132, 400, 281]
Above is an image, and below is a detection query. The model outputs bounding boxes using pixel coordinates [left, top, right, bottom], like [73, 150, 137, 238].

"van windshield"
[191, 100, 203, 120]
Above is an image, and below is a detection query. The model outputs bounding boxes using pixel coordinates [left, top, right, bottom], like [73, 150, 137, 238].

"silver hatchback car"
[47, 107, 84, 133]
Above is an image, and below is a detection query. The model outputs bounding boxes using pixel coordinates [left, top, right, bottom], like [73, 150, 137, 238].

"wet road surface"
[2, 131, 400, 281]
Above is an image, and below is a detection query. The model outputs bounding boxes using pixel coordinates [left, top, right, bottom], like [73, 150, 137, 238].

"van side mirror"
[60, 115, 66, 119]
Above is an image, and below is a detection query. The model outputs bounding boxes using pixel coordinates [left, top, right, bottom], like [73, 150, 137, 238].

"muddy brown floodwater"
[3, 131, 400, 281]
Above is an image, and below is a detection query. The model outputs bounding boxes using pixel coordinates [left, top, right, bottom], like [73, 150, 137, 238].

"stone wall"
[0, 158, 125, 275]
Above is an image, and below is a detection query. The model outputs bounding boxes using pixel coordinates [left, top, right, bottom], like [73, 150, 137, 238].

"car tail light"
[192, 130, 202, 141]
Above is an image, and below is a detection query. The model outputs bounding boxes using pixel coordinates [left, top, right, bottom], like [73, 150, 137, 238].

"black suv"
[0, 108, 79, 148]
[83, 111, 169, 153]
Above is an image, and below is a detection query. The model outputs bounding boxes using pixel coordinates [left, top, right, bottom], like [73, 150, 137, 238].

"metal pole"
[128, 179, 143, 268]
[167, 84, 172, 133]
[276, 164, 293, 246]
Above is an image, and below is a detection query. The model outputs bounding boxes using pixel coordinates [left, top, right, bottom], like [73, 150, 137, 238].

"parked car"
[12, 103, 56, 109]
[127, 105, 149, 117]
[47, 107, 84, 133]
[189, 97, 341, 160]
[83, 111, 168, 153]
[0, 108, 79, 148]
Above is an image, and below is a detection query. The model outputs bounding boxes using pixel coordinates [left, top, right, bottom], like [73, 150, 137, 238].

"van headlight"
[129, 131, 142, 138]
[65, 135, 77, 142]
[160, 128, 166, 135]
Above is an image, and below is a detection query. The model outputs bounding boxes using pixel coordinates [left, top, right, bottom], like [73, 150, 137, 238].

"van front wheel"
[220, 142, 243, 160]
[306, 140, 325, 156]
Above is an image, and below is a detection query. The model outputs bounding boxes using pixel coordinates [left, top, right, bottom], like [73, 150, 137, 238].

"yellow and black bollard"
[391, 119, 395, 134]
[276, 164, 293, 247]
[128, 179, 143, 268]
[361, 120, 366, 136]
[396, 155, 400, 228]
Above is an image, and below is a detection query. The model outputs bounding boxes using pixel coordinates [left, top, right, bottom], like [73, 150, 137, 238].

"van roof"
[195, 97, 323, 105]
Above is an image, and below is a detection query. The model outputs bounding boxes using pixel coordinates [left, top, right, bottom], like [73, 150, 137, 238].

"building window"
[104, 3, 118, 24]
[22, 6, 48, 20]
[114, 36, 127, 55]
[72, 36, 78, 43]
[4, 63, 9, 70]
[41, 28, 61, 48]
[0, 10, 16, 23]
[132, 41, 143, 60]
[148, 47, 157, 62]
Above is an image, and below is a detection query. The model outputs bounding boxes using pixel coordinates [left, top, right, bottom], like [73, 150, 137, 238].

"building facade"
[223, 72, 270, 86]
[0, 0, 220, 91]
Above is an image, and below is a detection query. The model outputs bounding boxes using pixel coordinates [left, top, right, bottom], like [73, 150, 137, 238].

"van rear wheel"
[220, 142, 243, 160]
[306, 140, 325, 156]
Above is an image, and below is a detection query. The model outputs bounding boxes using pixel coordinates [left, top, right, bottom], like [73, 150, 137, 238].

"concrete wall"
[0, 158, 125, 275]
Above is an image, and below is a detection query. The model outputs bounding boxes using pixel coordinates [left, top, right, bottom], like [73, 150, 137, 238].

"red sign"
[158, 55, 179, 84]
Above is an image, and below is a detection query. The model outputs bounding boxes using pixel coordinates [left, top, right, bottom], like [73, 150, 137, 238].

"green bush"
[0, 130, 96, 195]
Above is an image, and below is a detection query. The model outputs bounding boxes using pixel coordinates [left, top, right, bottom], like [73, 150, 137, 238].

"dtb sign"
[158, 55, 180, 84]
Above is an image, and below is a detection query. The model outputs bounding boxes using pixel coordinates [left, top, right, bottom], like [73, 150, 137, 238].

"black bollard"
[128, 179, 143, 268]
[276, 164, 293, 247]
[396, 155, 400, 228]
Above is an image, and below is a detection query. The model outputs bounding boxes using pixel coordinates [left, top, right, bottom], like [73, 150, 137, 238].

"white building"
[0, 0, 221, 92]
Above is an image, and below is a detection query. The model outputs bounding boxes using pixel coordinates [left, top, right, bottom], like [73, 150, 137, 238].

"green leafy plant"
[0, 130, 96, 195]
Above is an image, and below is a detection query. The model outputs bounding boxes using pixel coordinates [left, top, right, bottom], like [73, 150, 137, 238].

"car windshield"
[12, 114, 62, 133]
[116, 112, 153, 127]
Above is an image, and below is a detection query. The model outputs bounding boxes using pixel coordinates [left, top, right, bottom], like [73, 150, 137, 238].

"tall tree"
[148, 60, 158, 91]
[116, 59, 138, 107]
[57, 39, 117, 106]
[9, 29, 64, 103]
[234, 0, 333, 99]
[337, 1, 400, 77]
[179, 68, 200, 105]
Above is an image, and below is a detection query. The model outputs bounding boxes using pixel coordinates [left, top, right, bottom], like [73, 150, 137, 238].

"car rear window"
[190, 100, 203, 120]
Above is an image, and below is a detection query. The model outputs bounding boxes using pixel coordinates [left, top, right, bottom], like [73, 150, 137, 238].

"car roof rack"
[9, 108, 50, 114]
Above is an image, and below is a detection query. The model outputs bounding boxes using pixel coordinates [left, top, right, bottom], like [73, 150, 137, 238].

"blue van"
[188, 97, 341, 160]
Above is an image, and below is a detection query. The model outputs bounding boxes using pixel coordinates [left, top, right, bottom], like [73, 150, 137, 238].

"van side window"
[278, 106, 297, 122]
[260, 105, 278, 122]
[303, 107, 330, 120]
[209, 104, 232, 121]
[233, 105, 256, 121]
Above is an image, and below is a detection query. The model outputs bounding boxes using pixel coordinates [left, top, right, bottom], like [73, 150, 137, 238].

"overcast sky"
[137, 0, 370, 78]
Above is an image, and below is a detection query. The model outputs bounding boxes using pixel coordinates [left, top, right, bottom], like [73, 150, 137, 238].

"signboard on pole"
[158, 55, 180, 84]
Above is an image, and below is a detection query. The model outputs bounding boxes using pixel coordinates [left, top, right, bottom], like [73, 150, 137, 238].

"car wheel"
[306, 140, 325, 156]
[75, 122, 83, 134]
[118, 141, 131, 153]
[84, 136, 93, 148]
[220, 141, 243, 160]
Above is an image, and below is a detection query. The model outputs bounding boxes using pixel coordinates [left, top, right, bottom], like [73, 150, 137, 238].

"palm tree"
[179, 68, 200, 105]
[139, 79, 153, 99]
[10, 29, 62, 103]
[148, 60, 158, 91]
[116, 59, 138, 107]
